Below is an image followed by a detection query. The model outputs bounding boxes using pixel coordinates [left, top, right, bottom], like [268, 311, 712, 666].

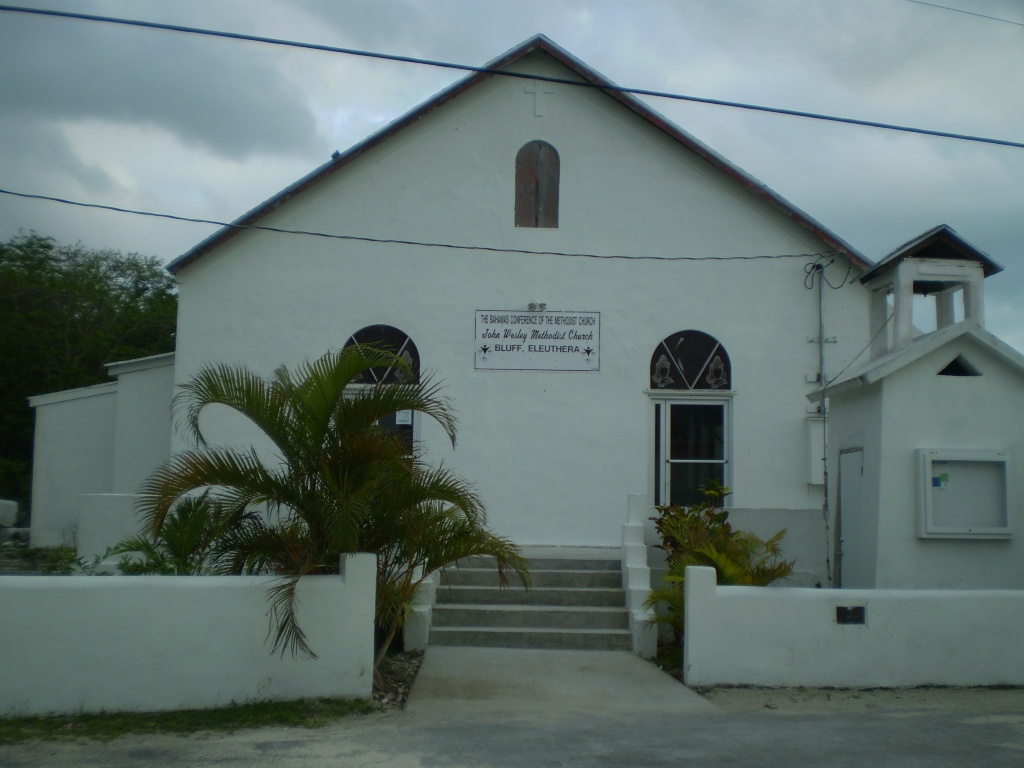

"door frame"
[648, 392, 733, 507]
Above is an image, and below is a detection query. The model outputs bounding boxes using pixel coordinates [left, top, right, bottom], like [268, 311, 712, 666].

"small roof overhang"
[105, 352, 176, 378]
[809, 321, 1024, 400]
[859, 224, 1003, 288]
[28, 381, 119, 408]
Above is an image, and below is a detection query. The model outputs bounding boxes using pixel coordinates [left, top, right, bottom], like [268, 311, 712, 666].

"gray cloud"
[0, 6, 322, 159]
[0, 0, 1019, 350]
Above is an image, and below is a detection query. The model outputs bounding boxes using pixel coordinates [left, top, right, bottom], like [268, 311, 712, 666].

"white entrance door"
[654, 401, 728, 507]
[837, 448, 865, 587]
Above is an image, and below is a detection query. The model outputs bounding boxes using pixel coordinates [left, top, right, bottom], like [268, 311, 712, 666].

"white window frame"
[917, 449, 1012, 539]
[647, 390, 734, 507]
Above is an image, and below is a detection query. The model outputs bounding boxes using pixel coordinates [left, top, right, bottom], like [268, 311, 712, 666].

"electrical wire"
[824, 311, 896, 388]
[803, 254, 853, 290]
[905, 0, 1024, 27]
[1, 4, 1022, 150]
[0, 187, 841, 265]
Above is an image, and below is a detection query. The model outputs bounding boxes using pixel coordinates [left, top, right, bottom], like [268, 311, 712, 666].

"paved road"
[3, 648, 1023, 767]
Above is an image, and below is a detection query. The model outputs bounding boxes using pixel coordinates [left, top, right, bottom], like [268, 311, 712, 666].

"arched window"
[343, 324, 419, 385]
[649, 331, 731, 506]
[343, 324, 419, 450]
[515, 140, 559, 228]
[649, 330, 730, 390]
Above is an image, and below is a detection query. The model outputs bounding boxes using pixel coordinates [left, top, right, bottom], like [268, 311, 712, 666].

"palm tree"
[137, 345, 528, 663]
[361, 464, 526, 668]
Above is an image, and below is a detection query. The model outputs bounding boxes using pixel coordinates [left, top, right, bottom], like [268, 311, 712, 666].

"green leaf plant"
[644, 480, 794, 644]
[135, 345, 528, 675]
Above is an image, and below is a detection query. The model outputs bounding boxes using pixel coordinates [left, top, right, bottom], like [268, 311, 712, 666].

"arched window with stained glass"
[649, 330, 730, 391]
[343, 324, 420, 450]
[343, 324, 419, 385]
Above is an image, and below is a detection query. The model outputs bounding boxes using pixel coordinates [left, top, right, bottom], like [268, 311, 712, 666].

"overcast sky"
[1, 0, 1021, 350]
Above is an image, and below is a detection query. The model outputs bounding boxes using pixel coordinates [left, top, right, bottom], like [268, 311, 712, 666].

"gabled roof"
[811, 321, 1024, 400]
[168, 34, 871, 275]
[858, 224, 1003, 285]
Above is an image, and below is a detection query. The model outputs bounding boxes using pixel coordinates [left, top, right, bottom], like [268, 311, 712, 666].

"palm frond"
[138, 345, 526, 667]
[174, 363, 292, 452]
[136, 447, 291, 536]
[266, 576, 317, 659]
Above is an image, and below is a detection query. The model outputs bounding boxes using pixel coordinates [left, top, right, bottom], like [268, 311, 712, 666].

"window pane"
[669, 404, 723, 461]
[376, 411, 414, 453]
[669, 462, 724, 507]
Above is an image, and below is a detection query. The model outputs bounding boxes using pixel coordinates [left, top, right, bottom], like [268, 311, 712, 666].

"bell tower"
[858, 225, 1003, 359]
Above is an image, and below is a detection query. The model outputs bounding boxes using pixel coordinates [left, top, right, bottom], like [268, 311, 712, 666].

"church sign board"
[475, 310, 600, 371]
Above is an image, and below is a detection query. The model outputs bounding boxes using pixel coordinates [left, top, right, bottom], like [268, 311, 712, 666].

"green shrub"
[111, 493, 222, 575]
[645, 481, 794, 643]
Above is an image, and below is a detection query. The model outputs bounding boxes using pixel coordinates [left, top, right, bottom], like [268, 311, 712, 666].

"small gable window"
[938, 355, 981, 377]
[515, 140, 559, 228]
[650, 330, 731, 390]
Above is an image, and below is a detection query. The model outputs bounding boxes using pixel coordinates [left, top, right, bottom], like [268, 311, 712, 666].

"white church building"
[29, 36, 1023, 600]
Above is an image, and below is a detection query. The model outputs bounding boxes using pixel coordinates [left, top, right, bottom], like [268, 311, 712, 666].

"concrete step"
[429, 626, 633, 651]
[430, 555, 633, 652]
[0, 545, 37, 574]
[436, 585, 626, 607]
[441, 567, 622, 589]
[432, 604, 629, 630]
[457, 556, 622, 572]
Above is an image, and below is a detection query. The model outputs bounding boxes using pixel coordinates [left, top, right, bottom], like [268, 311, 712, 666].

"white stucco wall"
[171, 51, 870, 566]
[108, 353, 175, 494]
[828, 334, 1024, 589]
[29, 355, 175, 549]
[684, 566, 1024, 687]
[0, 554, 375, 716]
[76, 494, 142, 561]
[29, 383, 117, 547]
[873, 338, 1024, 588]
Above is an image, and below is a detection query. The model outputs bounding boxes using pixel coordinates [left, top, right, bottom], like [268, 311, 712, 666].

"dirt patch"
[373, 650, 424, 709]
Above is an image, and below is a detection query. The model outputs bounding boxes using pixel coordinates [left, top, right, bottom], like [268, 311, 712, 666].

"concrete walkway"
[406, 646, 712, 719]
[3, 647, 1023, 767]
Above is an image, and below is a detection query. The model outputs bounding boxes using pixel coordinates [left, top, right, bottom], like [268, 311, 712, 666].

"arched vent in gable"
[938, 355, 981, 377]
[515, 140, 559, 228]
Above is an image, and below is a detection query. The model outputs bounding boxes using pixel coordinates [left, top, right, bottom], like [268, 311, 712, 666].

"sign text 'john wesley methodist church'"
[475, 310, 600, 371]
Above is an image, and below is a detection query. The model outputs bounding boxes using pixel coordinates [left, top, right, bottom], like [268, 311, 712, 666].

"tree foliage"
[135, 345, 528, 668]
[0, 232, 177, 509]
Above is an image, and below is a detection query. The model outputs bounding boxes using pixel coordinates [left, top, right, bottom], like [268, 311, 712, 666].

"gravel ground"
[698, 684, 1024, 715]
[373, 650, 424, 708]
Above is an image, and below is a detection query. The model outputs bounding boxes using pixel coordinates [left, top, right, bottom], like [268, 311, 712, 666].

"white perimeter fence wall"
[684, 565, 1024, 687]
[0, 554, 375, 716]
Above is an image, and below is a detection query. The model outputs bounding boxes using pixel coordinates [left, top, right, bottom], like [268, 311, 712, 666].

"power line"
[905, 0, 1024, 27]
[0, 187, 837, 265]
[1, 4, 1022, 150]
[825, 312, 895, 388]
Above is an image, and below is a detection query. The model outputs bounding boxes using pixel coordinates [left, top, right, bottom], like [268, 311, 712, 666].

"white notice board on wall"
[917, 449, 1012, 539]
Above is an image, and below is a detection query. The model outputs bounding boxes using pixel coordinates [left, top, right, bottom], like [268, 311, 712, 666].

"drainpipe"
[816, 265, 833, 587]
